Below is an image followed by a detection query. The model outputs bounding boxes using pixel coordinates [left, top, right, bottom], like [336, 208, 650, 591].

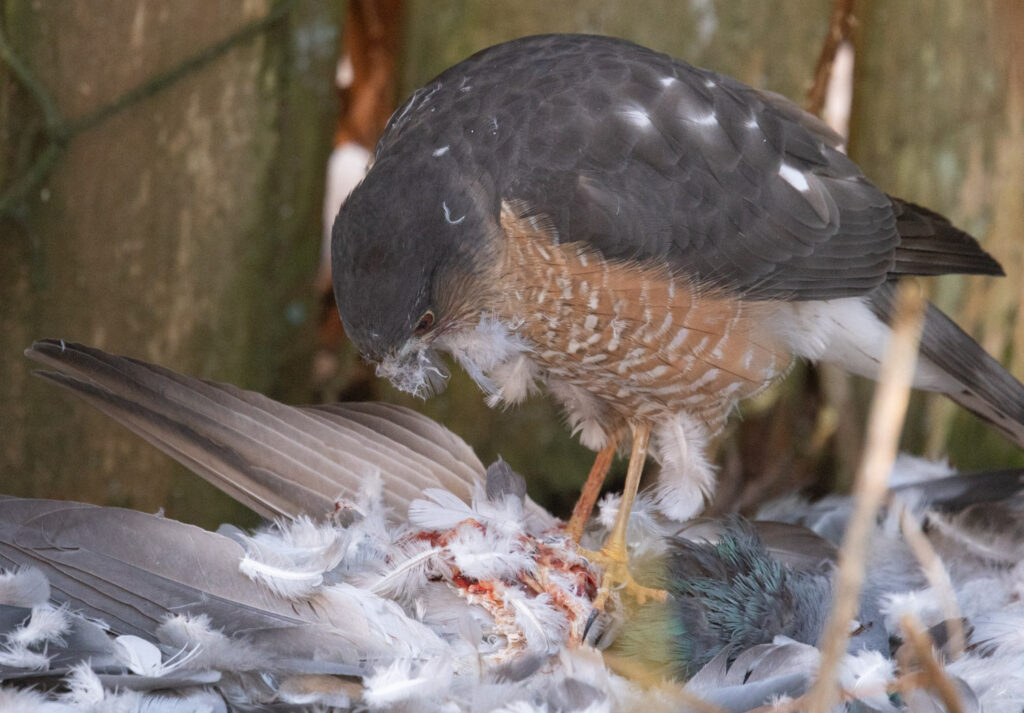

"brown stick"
[805, 0, 858, 116]
[805, 281, 926, 713]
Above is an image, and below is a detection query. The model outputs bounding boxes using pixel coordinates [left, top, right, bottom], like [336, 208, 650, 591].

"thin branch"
[0, 1, 294, 218]
[900, 614, 964, 713]
[0, 20, 62, 131]
[805, 0, 857, 116]
[804, 281, 926, 713]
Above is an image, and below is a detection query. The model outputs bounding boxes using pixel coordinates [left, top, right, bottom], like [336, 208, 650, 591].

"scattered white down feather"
[888, 453, 957, 487]
[362, 656, 454, 708]
[7, 603, 70, 649]
[0, 640, 49, 671]
[839, 650, 897, 712]
[505, 591, 570, 656]
[58, 664, 107, 708]
[156, 614, 262, 673]
[969, 604, 1024, 654]
[946, 652, 1024, 713]
[0, 567, 49, 608]
[239, 515, 346, 599]
[447, 525, 535, 581]
[0, 686, 74, 713]
[594, 491, 676, 557]
[879, 588, 945, 632]
[0, 603, 71, 671]
[316, 582, 451, 659]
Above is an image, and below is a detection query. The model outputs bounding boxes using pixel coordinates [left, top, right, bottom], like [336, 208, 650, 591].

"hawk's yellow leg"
[583, 423, 667, 607]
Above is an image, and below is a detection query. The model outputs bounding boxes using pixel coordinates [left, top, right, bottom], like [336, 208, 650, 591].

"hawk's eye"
[413, 310, 435, 336]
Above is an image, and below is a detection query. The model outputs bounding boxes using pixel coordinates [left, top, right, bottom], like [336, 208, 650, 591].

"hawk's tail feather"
[867, 285, 1024, 450]
[919, 304, 1024, 449]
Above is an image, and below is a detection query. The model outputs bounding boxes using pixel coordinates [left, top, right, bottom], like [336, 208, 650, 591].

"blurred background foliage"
[1, 0, 1021, 529]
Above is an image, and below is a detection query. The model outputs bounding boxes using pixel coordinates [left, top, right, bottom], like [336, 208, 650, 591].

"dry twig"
[899, 614, 964, 713]
[804, 281, 926, 713]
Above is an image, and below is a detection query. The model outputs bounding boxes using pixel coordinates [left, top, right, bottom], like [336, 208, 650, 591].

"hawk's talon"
[580, 543, 667, 609]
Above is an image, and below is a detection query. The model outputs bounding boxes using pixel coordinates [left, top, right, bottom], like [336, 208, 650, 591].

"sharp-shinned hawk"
[331, 34, 1023, 596]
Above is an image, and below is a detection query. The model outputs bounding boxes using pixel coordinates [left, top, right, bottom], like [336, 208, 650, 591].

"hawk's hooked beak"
[375, 340, 450, 399]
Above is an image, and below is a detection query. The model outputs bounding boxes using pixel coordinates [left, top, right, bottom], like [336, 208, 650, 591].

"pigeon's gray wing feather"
[0, 498, 312, 638]
[24, 340, 486, 519]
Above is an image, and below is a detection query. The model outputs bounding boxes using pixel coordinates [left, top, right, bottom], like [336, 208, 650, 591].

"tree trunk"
[0, 0, 341, 527]
[851, 0, 1024, 469]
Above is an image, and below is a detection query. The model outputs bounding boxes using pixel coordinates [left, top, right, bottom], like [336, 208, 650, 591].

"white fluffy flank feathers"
[651, 412, 717, 521]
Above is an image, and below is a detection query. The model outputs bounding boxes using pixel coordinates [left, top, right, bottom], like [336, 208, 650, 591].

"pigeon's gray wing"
[0, 496, 375, 674]
[686, 646, 811, 712]
[24, 339, 486, 519]
[0, 605, 125, 682]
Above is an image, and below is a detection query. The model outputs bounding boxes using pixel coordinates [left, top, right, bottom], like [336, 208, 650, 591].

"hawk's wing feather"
[381, 34, 1000, 300]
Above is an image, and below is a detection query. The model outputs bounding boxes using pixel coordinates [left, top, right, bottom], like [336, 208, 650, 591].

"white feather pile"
[5, 457, 1024, 711]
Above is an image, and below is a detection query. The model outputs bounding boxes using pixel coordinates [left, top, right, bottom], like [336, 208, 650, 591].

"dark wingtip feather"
[891, 198, 1005, 277]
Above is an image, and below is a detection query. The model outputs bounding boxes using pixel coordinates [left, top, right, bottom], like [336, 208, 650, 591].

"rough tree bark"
[0, 1, 341, 527]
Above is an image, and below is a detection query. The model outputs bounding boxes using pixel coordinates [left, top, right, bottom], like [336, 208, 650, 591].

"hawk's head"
[331, 155, 501, 397]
